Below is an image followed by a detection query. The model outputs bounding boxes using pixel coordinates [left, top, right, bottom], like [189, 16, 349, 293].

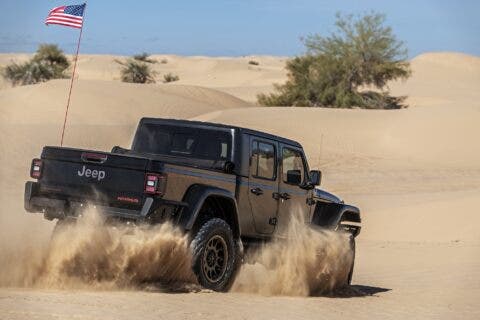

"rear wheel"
[190, 218, 237, 291]
[51, 218, 75, 239]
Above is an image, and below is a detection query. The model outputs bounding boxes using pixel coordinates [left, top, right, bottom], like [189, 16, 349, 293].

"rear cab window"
[132, 123, 232, 161]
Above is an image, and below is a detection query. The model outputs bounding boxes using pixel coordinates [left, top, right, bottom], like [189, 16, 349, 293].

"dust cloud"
[232, 215, 354, 296]
[0, 209, 194, 290]
[0, 208, 353, 296]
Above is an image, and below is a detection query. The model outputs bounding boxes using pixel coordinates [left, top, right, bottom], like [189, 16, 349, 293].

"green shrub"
[116, 53, 158, 83]
[1, 44, 70, 86]
[117, 59, 156, 83]
[163, 73, 179, 83]
[257, 12, 411, 109]
[132, 52, 156, 64]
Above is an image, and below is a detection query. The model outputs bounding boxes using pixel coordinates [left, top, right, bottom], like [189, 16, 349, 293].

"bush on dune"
[258, 12, 411, 109]
[116, 53, 157, 84]
[132, 52, 157, 64]
[163, 73, 179, 83]
[2, 44, 70, 86]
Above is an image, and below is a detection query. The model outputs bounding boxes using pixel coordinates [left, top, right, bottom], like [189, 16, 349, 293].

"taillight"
[30, 158, 43, 179]
[144, 173, 167, 196]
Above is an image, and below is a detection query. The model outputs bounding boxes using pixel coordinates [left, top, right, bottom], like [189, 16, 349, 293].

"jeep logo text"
[77, 165, 105, 181]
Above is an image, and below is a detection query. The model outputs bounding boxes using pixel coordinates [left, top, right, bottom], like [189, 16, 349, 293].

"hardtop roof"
[140, 117, 302, 148]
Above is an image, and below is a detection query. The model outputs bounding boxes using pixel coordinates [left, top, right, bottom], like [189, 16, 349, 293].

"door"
[247, 137, 279, 234]
[277, 144, 312, 233]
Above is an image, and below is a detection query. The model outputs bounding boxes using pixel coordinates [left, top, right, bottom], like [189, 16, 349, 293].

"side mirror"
[286, 170, 302, 185]
[309, 170, 322, 186]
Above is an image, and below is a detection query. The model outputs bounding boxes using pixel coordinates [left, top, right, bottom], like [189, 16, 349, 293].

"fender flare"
[178, 184, 241, 238]
[331, 204, 361, 227]
[311, 202, 361, 229]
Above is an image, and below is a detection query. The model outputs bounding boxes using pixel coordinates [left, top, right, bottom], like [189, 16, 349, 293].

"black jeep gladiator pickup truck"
[25, 117, 361, 291]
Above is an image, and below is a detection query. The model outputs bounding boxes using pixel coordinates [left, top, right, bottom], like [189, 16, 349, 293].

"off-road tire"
[51, 218, 75, 239]
[347, 236, 356, 285]
[190, 218, 237, 291]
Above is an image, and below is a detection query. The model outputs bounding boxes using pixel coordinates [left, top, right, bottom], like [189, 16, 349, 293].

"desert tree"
[258, 12, 411, 109]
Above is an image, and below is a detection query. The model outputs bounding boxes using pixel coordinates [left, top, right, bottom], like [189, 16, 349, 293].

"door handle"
[281, 193, 291, 200]
[250, 187, 263, 196]
[273, 192, 290, 200]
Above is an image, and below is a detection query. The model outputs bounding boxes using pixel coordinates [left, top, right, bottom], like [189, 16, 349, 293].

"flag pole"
[60, 2, 87, 147]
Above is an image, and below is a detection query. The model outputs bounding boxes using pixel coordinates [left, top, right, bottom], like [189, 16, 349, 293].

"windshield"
[132, 123, 232, 161]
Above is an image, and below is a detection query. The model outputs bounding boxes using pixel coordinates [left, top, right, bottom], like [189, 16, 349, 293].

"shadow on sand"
[140, 281, 205, 294]
[142, 281, 391, 297]
[324, 284, 392, 298]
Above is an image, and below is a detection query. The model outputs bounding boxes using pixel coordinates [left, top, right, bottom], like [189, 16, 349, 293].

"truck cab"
[235, 129, 320, 237]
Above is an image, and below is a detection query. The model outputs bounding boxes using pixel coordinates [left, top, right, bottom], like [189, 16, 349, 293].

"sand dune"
[0, 54, 286, 101]
[3, 51, 479, 105]
[0, 52, 479, 319]
[0, 79, 251, 125]
[390, 52, 480, 108]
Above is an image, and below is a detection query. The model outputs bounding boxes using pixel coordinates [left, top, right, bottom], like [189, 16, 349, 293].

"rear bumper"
[24, 181, 182, 221]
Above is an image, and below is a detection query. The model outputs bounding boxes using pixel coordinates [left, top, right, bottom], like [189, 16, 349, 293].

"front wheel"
[347, 236, 356, 285]
[190, 218, 237, 291]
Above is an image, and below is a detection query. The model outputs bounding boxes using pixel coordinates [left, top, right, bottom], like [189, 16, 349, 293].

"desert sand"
[0, 52, 479, 319]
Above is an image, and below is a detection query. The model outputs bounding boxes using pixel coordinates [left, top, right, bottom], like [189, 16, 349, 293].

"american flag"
[45, 3, 86, 29]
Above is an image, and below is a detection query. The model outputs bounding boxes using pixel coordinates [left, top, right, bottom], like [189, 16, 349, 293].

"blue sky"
[0, 0, 479, 57]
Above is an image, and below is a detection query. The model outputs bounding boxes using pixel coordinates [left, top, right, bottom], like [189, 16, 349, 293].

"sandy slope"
[0, 52, 479, 319]
[390, 52, 480, 108]
[0, 78, 251, 125]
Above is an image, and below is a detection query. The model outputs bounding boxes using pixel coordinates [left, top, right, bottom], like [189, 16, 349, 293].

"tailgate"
[39, 146, 149, 204]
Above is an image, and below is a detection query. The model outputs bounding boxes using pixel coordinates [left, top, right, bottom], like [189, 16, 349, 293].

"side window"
[282, 148, 305, 185]
[251, 140, 276, 180]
